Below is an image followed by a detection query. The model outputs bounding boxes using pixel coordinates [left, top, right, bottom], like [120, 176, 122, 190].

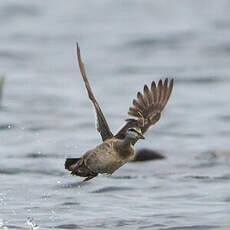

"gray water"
[1, 0, 230, 229]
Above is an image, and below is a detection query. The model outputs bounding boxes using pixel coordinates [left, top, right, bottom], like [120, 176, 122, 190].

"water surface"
[1, 1, 230, 229]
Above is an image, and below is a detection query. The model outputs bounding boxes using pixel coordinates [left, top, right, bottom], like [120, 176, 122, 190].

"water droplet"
[0, 219, 3, 227]
[26, 217, 39, 230]
[0, 219, 8, 229]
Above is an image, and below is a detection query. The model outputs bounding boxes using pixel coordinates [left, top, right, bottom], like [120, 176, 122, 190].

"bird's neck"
[115, 137, 135, 158]
[124, 136, 137, 146]
[122, 137, 133, 148]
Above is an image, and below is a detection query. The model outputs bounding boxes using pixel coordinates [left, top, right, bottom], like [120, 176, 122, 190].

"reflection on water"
[1, 0, 230, 229]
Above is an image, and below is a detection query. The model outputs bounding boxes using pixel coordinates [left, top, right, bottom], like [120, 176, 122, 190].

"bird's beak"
[137, 131, 145, 139]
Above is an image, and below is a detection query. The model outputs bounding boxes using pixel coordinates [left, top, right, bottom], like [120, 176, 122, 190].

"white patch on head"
[126, 127, 141, 139]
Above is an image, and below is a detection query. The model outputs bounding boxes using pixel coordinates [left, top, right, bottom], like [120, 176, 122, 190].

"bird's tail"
[65, 157, 98, 182]
[65, 158, 81, 171]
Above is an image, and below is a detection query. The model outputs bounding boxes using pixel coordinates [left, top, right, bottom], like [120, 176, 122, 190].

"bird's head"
[125, 127, 145, 141]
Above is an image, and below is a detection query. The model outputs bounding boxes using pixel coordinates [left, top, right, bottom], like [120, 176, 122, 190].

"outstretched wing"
[115, 79, 174, 140]
[76, 43, 113, 141]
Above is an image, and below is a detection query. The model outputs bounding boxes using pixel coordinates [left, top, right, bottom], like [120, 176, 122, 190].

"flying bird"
[65, 44, 174, 182]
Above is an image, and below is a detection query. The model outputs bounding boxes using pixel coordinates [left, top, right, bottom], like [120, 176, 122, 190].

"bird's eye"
[129, 128, 136, 132]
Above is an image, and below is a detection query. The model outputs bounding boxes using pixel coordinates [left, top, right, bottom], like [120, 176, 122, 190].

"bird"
[65, 43, 174, 182]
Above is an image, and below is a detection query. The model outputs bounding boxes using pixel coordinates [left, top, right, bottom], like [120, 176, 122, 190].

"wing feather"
[163, 78, 174, 109]
[133, 99, 144, 111]
[76, 43, 113, 141]
[115, 78, 174, 141]
[143, 85, 152, 106]
[151, 81, 157, 104]
[137, 91, 147, 108]
[157, 79, 163, 103]
[128, 107, 141, 117]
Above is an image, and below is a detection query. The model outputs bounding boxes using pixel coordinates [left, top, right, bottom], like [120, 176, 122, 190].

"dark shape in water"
[0, 76, 4, 105]
[133, 148, 165, 162]
[65, 43, 174, 182]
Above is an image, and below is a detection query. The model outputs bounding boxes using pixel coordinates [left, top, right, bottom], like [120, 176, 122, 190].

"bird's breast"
[86, 139, 133, 174]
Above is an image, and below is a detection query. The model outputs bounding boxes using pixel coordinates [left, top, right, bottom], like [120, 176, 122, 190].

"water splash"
[0, 218, 8, 230]
[26, 217, 39, 230]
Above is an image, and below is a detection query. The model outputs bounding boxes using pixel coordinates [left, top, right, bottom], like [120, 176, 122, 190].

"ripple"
[176, 76, 227, 84]
[157, 225, 219, 230]
[215, 174, 230, 180]
[26, 126, 50, 132]
[55, 224, 81, 229]
[0, 168, 65, 176]
[184, 174, 230, 182]
[218, 115, 230, 122]
[61, 202, 80, 206]
[4, 225, 23, 229]
[0, 123, 15, 131]
[195, 151, 217, 161]
[4, 4, 40, 16]
[0, 169, 18, 175]
[127, 32, 194, 49]
[187, 175, 211, 180]
[57, 182, 84, 189]
[91, 186, 132, 193]
[110, 175, 138, 180]
[24, 152, 62, 159]
[191, 161, 218, 168]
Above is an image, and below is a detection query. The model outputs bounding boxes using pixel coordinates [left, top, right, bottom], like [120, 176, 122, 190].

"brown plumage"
[65, 44, 174, 182]
[115, 78, 173, 140]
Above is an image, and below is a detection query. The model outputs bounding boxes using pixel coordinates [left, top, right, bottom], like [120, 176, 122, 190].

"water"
[1, 0, 230, 229]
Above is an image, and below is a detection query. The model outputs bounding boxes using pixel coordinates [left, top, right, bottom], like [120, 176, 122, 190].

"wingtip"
[158, 79, 163, 87]
[143, 84, 149, 93]
[159, 78, 174, 88]
[151, 81, 156, 90]
[144, 84, 148, 89]
[137, 91, 142, 98]
[77, 42, 82, 58]
[76, 43, 83, 65]
[76, 42, 80, 53]
[169, 78, 174, 88]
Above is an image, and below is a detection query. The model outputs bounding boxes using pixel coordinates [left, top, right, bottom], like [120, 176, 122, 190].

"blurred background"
[1, 1, 230, 229]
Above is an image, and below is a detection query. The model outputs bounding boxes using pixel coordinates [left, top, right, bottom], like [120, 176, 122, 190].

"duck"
[65, 44, 174, 182]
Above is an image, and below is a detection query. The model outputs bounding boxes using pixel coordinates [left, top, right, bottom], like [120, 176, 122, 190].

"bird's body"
[65, 44, 174, 182]
[66, 138, 134, 178]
